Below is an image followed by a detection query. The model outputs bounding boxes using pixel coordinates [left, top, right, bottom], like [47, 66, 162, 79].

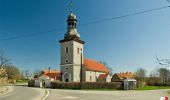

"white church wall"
[85, 71, 106, 82]
[73, 41, 83, 65]
[60, 41, 74, 65]
[73, 65, 81, 82]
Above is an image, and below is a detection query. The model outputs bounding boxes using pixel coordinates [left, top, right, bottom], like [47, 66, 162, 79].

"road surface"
[0, 85, 45, 100]
[47, 89, 170, 100]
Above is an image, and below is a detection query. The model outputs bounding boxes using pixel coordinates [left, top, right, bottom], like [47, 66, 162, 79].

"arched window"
[65, 47, 68, 54]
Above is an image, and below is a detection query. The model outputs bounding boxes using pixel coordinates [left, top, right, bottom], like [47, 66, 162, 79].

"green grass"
[137, 86, 170, 90]
[16, 79, 29, 83]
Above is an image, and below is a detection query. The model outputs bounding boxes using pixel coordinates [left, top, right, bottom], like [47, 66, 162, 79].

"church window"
[65, 47, 68, 54]
[77, 48, 80, 54]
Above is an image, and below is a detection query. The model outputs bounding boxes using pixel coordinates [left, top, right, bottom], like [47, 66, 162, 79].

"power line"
[0, 27, 66, 42]
[0, 5, 169, 42]
[80, 5, 170, 26]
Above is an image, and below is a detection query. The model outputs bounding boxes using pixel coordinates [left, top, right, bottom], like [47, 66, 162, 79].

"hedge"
[51, 82, 123, 90]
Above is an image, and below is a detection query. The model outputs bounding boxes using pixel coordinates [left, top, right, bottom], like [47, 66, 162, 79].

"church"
[59, 8, 112, 82]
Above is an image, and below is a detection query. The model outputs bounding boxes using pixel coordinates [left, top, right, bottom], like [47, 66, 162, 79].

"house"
[41, 70, 61, 81]
[112, 72, 136, 90]
[111, 72, 134, 82]
[34, 69, 60, 88]
[59, 8, 112, 82]
[97, 73, 112, 82]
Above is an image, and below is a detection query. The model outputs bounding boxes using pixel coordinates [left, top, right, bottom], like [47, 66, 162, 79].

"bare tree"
[157, 68, 170, 86]
[0, 50, 11, 68]
[156, 55, 170, 67]
[98, 61, 113, 74]
[135, 68, 147, 81]
[33, 69, 42, 78]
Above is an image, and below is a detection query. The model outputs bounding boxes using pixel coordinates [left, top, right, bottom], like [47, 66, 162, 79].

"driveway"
[47, 89, 169, 100]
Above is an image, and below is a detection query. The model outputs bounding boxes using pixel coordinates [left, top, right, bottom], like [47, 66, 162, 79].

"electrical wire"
[0, 5, 169, 42]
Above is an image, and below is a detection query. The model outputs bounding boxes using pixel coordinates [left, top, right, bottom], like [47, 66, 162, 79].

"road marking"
[62, 96, 79, 99]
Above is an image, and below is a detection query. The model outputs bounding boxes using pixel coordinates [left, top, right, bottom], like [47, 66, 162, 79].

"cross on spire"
[70, 0, 73, 12]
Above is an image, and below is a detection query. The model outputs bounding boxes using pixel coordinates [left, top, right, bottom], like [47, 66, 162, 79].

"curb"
[41, 89, 49, 100]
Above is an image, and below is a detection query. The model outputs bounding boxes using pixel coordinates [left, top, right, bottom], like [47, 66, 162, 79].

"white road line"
[61, 96, 79, 99]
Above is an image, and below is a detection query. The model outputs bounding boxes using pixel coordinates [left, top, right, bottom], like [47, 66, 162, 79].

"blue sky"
[0, 0, 170, 74]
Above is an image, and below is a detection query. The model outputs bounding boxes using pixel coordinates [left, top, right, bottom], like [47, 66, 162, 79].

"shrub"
[51, 81, 123, 90]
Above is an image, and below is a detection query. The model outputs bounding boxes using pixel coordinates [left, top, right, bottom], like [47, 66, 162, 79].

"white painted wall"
[85, 71, 106, 82]
[60, 40, 83, 82]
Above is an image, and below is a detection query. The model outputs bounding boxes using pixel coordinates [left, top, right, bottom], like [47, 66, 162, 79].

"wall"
[85, 71, 106, 82]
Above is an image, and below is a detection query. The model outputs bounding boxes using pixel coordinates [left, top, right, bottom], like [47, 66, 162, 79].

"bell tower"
[59, 1, 85, 82]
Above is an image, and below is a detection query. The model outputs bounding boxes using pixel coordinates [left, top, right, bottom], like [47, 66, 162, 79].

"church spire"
[64, 0, 80, 39]
[60, 0, 84, 44]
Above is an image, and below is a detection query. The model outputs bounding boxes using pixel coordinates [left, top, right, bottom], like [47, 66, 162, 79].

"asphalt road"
[47, 89, 170, 100]
[0, 85, 44, 100]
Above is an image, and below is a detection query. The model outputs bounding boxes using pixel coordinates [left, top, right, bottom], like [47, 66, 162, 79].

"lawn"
[16, 79, 29, 83]
[137, 86, 170, 90]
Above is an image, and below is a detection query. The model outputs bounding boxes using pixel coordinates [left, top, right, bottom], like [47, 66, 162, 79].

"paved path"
[0, 85, 45, 100]
[47, 89, 170, 100]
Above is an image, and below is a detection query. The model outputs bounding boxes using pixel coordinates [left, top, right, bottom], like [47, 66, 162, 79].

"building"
[59, 10, 111, 82]
[41, 69, 61, 81]
[34, 69, 60, 88]
[111, 72, 134, 82]
[112, 72, 136, 90]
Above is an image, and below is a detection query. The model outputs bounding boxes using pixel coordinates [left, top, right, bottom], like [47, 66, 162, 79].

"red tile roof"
[98, 74, 108, 79]
[83, 59, 110, 73]
[116, 72, 134, 79]
[42, 70, 60, 74]
[41, 70, 61, 80]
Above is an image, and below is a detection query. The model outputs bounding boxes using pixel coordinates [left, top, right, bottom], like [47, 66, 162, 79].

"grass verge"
[137, 86, 170, 90]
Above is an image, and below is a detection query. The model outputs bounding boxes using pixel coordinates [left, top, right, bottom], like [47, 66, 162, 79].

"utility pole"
[80, 52, 83, 88]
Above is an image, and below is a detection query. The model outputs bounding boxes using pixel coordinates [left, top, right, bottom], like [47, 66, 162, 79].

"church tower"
[59, 2, 85, 82]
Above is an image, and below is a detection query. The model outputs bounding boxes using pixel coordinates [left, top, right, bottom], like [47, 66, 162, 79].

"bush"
[51, 82, 123, 90]
[28, 80, 35, 87]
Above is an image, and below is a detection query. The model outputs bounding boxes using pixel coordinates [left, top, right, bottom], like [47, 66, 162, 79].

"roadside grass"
[137, 86, 170, 90]
[16, 79, 29, 83]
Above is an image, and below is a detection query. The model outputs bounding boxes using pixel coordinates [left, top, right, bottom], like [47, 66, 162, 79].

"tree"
[156, 56, 170, 67]
[98, 61, 113, 74]
[135, 68, 147, 81]
[135, 68, 147, 88]
[0, 50, 11, 68]
[33, 69, 42, 78]
[5, 66, 20, 80]
[157, 68, 170, 86]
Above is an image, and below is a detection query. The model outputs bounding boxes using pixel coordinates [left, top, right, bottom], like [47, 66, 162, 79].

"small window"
[65, 47, 68, 54]
[77, 48, 79, 54]
[65, 59, 68, 63]
[65, 67, 68, 70]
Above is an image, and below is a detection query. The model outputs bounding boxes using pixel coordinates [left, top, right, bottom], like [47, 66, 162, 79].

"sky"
[0, 0, 170, 74]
